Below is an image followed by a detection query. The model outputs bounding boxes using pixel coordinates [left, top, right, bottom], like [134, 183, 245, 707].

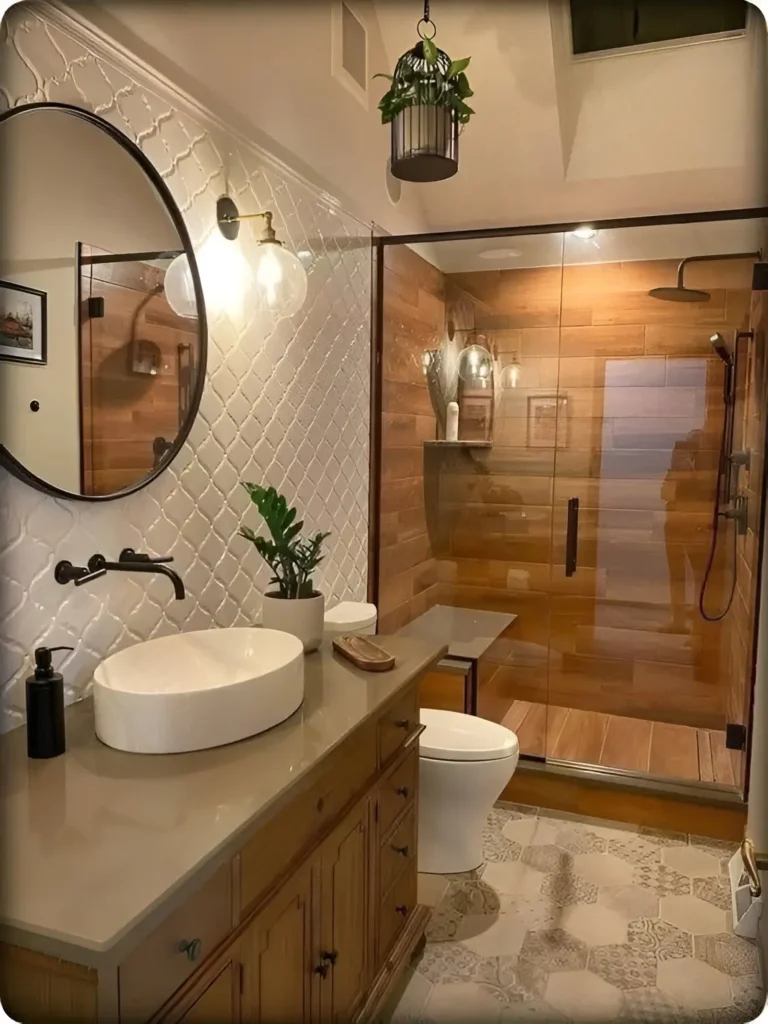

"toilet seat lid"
[419, 708, 519, 762]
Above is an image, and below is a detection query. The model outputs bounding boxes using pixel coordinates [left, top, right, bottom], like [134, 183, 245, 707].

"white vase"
[261, 592, 325, 653]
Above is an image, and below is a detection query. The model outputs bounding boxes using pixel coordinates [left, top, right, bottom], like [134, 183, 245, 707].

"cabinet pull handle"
[314, 962, 329, 979]
[177, 937, 203, 962]
[395, 786, 410, 798]
[391, 844, 409, 857]
[394, 719, 411, 730]
[395, 904, 408, 918]
[321, 950, 338, 965]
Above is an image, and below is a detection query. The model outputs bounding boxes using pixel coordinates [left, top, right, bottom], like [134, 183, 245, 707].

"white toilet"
[323, 601, 378, 639]
[418, 708, 520, 874]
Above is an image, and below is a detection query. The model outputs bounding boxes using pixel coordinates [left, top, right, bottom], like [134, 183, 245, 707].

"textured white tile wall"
[0, 5, 372, 728]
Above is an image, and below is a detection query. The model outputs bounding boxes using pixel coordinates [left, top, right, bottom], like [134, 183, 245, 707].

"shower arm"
[675, 251, 762, 288]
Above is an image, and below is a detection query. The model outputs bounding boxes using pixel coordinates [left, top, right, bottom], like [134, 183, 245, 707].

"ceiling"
[69, 0, 768, 243]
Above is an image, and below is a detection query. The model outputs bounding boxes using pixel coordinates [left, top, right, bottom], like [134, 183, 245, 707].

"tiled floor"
[392, 804, 764, 1023]
[502, 702, 735, 786]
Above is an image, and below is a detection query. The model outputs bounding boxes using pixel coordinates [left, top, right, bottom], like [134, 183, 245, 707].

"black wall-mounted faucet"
[55, 549, 186, 600]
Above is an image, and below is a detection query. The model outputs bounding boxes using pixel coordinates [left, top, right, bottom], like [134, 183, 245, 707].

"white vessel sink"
[93, 628, 304, 754]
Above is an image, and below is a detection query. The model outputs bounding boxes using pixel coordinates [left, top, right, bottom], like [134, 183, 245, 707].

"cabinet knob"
[177, 937, 203, 962]
[321, 950, 338, 965]
[394, 719, 411, 731]
[395, 786, 410, 798]
[314, 962, 329, 979]
[391, 844, 409, 857]
[395, 904, 408, 918]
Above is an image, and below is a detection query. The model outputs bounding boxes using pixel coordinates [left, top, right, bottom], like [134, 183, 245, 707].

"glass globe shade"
[164, 253, 198, 319]
[252, 242, 308, 317]
[458, 344, 493, 382]
[500, 358, 522, 389]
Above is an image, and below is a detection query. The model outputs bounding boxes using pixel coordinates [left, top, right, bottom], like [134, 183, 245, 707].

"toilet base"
[418, 752, 518, 875]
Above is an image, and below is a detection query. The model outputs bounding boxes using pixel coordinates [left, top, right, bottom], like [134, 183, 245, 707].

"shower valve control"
[723, 495, 749, 536]
[729, 450, 752, 470]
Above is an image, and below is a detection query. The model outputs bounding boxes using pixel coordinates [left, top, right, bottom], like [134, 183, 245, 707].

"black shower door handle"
[565, 497, 579, 577]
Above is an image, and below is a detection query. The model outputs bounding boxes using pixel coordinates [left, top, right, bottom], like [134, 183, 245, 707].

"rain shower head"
[648, 250, 761, 304]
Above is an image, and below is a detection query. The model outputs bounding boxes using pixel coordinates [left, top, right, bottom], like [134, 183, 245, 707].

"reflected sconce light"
[422, 350, 438, 376]
[458, 342, 493, 382]
[164, 195, 308, 320]
[500, 351, 522, 389]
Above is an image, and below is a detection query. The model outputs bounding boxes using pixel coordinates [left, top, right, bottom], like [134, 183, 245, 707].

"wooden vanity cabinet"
[0, 680, 428, 1024]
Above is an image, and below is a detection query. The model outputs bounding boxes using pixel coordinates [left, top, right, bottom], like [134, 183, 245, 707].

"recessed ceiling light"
[478, 247, 523, 260]
[571, 227, 597, 240]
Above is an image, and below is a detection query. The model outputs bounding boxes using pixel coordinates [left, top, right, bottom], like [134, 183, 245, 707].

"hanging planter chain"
[374, 0, 474, 183]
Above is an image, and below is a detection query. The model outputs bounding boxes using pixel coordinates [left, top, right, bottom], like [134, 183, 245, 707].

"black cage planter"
[390, 42, 459, 183]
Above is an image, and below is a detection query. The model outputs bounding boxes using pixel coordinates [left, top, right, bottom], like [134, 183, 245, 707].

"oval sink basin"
[93, 629, 304, 754]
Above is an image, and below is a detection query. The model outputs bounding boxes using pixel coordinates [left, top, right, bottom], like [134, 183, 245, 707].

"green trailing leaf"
[422, 37, 438, 63]
[374, 41, 474, 127]
[238, 483, 331, 600]
[448, 57, 470, 78]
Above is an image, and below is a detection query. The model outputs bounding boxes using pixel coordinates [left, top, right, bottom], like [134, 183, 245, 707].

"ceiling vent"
[332, 2, 369, 108]
[570, 0, 747, 56]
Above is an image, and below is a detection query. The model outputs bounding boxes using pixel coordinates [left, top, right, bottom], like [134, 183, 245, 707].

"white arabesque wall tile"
[0, 3, 371, 729]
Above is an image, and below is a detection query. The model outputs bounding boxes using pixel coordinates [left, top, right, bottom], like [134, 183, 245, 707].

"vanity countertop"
[0, 635, 445, 968]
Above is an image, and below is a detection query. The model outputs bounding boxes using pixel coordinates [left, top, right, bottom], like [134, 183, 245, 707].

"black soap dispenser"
[26, 646, 73, 759]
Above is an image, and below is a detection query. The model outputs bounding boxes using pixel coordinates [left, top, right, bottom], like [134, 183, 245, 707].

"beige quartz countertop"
[0, 635, 445, 968]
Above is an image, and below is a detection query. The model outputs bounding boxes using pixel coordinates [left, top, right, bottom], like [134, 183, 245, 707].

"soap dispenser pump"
[26, 646, 73, 759]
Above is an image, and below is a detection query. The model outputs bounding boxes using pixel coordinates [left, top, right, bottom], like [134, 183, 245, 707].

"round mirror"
[0, 103, 206, 500]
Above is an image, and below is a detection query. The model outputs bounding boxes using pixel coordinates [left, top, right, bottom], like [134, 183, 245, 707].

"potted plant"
[239, 483, 330, 652]
[375, 22, 473, 183]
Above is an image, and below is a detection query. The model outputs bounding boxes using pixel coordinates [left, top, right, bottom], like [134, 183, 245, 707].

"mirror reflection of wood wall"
[79, 245, 198, 497]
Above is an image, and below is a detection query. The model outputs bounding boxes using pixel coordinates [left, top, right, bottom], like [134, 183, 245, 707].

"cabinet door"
[178, 957, 240, 1024]
[319, 798, 371, 1023]
[241, 863, 316, 1024]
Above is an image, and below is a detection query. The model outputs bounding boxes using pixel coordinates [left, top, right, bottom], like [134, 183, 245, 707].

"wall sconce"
[500, 351, 522, 389]
[165, 195, 308, 320]
[458, 343, 493, 383]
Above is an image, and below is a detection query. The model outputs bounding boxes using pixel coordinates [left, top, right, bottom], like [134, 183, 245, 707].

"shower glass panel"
[376, 233, 566, 757]
[548, 219, 766, 787]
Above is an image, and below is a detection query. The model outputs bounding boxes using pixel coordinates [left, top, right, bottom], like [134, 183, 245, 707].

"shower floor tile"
[505, 702, 734, 785]
[389, 804, 762, 1023]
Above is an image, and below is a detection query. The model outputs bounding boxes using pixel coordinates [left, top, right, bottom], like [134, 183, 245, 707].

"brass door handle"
[394, 719, 411, 730]
[395, 904, 408, 918]
[177, 937, 203, 962]
[391, 844, 409, 857]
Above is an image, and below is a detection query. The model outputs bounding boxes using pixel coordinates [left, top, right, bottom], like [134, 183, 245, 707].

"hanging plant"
[374, 2, 473, 182]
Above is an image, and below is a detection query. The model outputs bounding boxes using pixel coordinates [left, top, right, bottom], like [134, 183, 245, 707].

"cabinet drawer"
[379, 805, 416, 899]
[240, 718, 376, 915]
[378, 685, 419, 766]
[120, 863, 232, 1023]
[378, 859, 417, 963]
[379, 746, 418, 836]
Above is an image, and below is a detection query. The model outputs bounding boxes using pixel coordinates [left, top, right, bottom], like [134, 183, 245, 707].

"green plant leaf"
[456, 72, 473, 98]
[372, 73, 394, 81]
[448, 57, 470, 78]
[422, 37, 437, 63]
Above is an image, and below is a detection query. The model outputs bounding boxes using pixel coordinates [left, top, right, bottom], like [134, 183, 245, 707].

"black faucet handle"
[55, 560, 106, 587]
[119, 548, 174, 565]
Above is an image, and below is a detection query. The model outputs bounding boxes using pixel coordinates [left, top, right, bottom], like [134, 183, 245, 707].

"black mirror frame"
[0, 101, 208, 502]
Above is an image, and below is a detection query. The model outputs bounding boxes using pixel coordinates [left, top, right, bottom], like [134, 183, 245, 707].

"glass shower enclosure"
[372, 210, 768, 799]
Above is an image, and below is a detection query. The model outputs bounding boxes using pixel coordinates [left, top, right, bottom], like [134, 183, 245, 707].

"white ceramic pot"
[261, 592, 325, 653]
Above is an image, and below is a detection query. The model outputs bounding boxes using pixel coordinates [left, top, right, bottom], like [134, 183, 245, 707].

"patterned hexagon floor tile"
[501, 816, 559, 848]
[660, 895, 727, 936]
[599, 884, 660, 923]
[627, 918, 692, 961]
[692, 877, 733, 912]
[390, 967, 433, 1023]
[633, 862, 692, 896]
[559, 903, 630, 946]
[656, 958, 732, 1011]
[619, 986, 689, 1022]
[541, 872, 598, 907]
[554, 826, 608, 855]
[663, 845, 722, 878]
[521, 844, 573, 874]
[422, 980, 505, 1022]
[416, 941, 491, 985]
[484, 826, 523, 864]
[574, 851, 635, 887]
[482, 860, 545, 898]
[456, 913, 530, 960]
[545, 969, 623, 1020]
[519, 928, 588, 973]
[588, 944, 658, 990]
[693, 933, 760, 977]
[607, 835, 662, 866]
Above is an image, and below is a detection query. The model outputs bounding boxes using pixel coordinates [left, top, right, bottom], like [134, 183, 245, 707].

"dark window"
[570, 0, 747, 55]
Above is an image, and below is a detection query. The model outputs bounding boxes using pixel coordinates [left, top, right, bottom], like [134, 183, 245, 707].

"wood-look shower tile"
[648, 722, 700, 781]
[697, 731, 715, 783]
[545, 705, 571, 754]
[515, 701, 548, 757]
[501, 700, 532, 734]
[558, 325, 646, 358]
[549, 708, 608, 764]
[709, 731, 736, 786]
[599, 715, 652, 773]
